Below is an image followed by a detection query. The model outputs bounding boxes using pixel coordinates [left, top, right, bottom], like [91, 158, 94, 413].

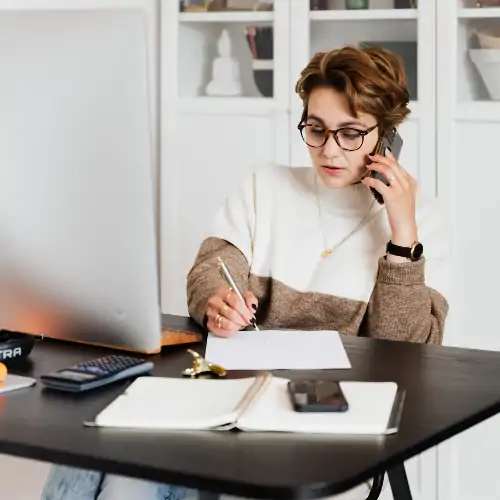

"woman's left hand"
[361, 150, 418, 247]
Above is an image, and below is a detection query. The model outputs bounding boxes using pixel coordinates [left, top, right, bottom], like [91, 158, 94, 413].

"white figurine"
[205, 29, 242, 96]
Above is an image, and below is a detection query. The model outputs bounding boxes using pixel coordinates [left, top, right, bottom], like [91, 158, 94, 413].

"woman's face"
[304, 86, 379, 189]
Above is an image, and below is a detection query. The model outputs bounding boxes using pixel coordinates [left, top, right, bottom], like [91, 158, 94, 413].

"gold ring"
[215, 314, 223, 328]
[225, 290, 232, 302]
[222, 304, 228, 313]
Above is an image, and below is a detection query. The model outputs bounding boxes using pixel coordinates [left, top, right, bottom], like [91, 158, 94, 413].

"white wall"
[0, 455, 49, 499]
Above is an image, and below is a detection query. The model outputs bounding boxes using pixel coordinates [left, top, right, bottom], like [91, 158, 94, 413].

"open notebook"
[85, 374, 405, 435]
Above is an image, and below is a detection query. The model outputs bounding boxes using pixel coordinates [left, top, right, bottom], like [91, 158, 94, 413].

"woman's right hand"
[206, 287, 258, 338]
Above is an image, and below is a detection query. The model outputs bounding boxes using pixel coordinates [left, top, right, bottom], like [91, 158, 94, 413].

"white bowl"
[469, 49, 500, 100]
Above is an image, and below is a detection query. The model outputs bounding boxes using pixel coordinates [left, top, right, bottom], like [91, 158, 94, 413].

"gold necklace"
[315, 176, 376, 259]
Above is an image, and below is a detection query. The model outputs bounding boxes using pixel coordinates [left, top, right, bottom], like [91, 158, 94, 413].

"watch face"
[412, 243, 424, 261]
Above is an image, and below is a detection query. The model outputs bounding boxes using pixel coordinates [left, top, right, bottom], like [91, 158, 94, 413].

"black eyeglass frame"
[297, 122, 379, 152]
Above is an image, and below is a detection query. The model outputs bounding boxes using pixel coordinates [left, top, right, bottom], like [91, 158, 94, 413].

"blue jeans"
[41, 465, 190, 500]
[40, 465, 376, 500]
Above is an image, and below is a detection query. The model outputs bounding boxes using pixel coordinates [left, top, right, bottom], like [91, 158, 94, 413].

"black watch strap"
[386, 240, 424, 262]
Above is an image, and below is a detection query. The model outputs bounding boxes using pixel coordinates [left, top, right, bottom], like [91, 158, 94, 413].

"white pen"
[217, 256, 260, 331]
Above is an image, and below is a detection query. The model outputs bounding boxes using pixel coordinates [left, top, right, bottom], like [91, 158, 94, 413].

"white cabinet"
[160, 1, 500, 499]
[160, 2, 437, 498]
[436, 2, 500, 500]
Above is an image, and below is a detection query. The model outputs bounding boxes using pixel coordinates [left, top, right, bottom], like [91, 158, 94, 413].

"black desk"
[3, 334, 500, 500]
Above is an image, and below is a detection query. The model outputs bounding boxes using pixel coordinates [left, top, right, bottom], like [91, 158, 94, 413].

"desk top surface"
[4, 331, 500, 499]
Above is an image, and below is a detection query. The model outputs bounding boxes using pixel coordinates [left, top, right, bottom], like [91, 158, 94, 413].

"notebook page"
[93, 376, 256, 430]
[205, 330, 351, 370]
[237, 378, 398, 435]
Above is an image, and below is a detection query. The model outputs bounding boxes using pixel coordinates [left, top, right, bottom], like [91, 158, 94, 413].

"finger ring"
[215, 314, 223, 328]
[389, 175, 395, 183]
[225, 290, 232, 302]
[222, 304, 228, 313]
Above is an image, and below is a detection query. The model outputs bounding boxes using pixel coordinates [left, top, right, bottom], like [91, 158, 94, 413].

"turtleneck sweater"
[187, 164, 451, 344]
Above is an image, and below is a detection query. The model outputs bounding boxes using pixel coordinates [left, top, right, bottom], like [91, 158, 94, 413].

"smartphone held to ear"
[368, 127, 403, 204]
[287, 379, 349, 413]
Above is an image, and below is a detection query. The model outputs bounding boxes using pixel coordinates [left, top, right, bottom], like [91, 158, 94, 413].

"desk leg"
[387, 464, 413, 500]
[198, 467, 412, 500]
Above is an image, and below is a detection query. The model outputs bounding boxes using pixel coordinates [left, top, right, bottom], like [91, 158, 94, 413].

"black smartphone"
[287, 380, 349, 413]
[368, 127, 403, 205]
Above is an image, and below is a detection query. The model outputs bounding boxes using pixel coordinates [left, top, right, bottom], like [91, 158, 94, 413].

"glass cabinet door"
[457, 0, 500, 104]
[176, 0, 289, 111]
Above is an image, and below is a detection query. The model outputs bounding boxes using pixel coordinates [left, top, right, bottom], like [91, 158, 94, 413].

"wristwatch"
[386, 240, 424, 262]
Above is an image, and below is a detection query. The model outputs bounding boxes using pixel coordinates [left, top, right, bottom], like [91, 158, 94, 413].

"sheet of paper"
[205, 330, 351, 370]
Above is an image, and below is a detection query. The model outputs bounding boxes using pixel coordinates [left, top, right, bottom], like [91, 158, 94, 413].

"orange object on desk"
[0, 363, 7, 382]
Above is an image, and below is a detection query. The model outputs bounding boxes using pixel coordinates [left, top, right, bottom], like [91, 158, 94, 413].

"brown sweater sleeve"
[364, 256, 449, 345]
[186, 237, 251, 327]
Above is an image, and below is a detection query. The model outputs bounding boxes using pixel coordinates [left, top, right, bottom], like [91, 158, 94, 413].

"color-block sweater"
[187, 165, 452, 344]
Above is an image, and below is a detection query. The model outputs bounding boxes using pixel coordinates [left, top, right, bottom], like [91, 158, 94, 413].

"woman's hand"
[206, 287, 258, 338]
[362, 150, 418, 252]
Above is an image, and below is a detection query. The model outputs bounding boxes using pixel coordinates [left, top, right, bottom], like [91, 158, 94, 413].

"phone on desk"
[287, 380, 349, 413]
[368, 127, 403, 205]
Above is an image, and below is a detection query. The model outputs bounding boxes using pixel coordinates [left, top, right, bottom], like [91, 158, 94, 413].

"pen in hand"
[217, 256, 260, 331]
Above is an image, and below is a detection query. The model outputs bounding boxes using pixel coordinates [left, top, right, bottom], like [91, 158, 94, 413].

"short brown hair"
[295, 45, 410, 133]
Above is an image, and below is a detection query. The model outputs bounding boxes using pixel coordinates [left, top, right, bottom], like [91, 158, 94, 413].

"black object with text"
[368, 127, 403, 205]
[41, 354, 154, 393]
[287, 380, 349, 413]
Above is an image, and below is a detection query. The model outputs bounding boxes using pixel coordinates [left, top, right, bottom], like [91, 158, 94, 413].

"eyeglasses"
[297, 123, 378, 152]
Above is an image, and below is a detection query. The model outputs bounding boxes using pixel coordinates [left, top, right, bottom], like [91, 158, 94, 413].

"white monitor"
[0, 10, 165, 353]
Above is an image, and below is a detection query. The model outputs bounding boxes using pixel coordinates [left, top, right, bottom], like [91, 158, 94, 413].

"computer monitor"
[0, 10, 166, 354]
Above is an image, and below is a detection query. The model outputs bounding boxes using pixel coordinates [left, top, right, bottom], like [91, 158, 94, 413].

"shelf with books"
[178, 21, 275, 100]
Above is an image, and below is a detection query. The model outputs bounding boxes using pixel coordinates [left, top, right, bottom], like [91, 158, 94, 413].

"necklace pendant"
[320, 249, 332, 259]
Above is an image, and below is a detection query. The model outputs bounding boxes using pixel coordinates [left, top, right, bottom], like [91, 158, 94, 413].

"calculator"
[40, 354, 154, 392]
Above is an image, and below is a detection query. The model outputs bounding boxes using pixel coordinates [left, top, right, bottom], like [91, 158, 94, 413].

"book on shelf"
[84, 373, 405, 436]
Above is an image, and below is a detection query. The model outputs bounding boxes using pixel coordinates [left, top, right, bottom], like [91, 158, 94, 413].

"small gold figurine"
[182, 349, 227, 378]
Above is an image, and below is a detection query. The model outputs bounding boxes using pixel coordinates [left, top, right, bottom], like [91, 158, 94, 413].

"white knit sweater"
[187, 164, 452, 344]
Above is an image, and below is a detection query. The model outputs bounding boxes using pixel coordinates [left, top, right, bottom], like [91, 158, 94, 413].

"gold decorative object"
[183, 0, 211, 12]
[182, 349, 227, 378]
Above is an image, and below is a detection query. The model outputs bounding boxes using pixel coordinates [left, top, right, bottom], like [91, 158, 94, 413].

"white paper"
[205, 330, 351, 370]
[238, 378, 398, 435]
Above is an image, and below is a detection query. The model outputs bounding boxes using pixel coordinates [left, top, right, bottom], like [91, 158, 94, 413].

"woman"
[188, 45, 450, 343]
[41, 45, 451, 500]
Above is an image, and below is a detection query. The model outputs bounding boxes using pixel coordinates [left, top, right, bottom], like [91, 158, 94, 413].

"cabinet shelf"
[458, 7, 500, 18]
[179, 11, 273, 23]
[309, 9, 417, 21]
[177, 97, 284, 115]
[455, 101, 500, 121]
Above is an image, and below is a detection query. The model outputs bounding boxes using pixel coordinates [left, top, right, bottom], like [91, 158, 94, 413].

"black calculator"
[40, 355, 154, 392]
